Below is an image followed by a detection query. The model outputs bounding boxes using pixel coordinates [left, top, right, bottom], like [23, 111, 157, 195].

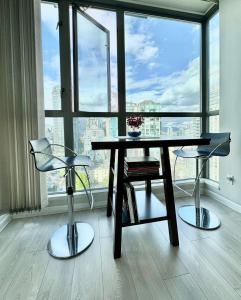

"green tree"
[75, 171, 89, 191]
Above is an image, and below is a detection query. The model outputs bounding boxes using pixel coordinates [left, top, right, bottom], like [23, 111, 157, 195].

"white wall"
[219, 0, 241, 205]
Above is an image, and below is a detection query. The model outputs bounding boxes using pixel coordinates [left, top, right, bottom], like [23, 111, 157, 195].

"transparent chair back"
[29, 138, 52, 171]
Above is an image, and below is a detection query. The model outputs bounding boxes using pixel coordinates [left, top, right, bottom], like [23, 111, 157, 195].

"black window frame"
[204, 9, 220, 180]
[42, 0, 219, 193]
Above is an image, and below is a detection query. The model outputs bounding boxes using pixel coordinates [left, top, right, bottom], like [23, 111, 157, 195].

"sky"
[41, 3, 219, 114]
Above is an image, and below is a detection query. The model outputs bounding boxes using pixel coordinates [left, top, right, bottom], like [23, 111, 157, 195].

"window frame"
[42, 0, 219, 194]
[204, 10, 220, 181]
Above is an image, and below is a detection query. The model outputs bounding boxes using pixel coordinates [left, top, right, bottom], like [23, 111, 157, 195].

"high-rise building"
[137, 100, 161, 113]
[126, 100, 161, 137]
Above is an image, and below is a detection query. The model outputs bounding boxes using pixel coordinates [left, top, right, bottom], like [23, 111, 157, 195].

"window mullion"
[59, 0, 74, 154]
[201, 20, 208, 135]
[117, 10, 126, 136]
[72, 6, 79, 112]
[201, 19, 208, 179]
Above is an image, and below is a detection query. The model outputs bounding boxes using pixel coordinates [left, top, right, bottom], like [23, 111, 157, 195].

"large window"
[72, 8, 118, 190]
[125, 14, 201, 180]
[125, 14, 201, 113]
[41, 1, 216, 194]
[41, 3, 118, 193]
[208, 13, 220, 181]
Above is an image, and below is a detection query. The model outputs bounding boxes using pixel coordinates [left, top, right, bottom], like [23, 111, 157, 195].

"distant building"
[126, 100, 161, 137]
[137, 100, 161, 113]
[126, 102, 137, 113]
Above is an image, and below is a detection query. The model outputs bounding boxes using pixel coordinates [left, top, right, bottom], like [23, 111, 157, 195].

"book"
[124, 171, 160, 179]
[122, 184, 130, 224]
[124, 183, 138, 223]
[124, 156, 160, 178]
[125, 167, 160, 174]
[125, 156, 160, 167]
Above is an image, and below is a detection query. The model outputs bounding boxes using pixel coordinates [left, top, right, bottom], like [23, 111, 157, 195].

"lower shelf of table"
[121, 191, 168, 227]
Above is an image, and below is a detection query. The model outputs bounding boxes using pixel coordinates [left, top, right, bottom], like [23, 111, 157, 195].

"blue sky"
[125, 15, 200, 76]
[124, 14, 201, 110]
[41, 4, 218, 113]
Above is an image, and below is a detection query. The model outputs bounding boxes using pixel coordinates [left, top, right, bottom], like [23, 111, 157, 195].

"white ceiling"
[116, 0, 217, 15]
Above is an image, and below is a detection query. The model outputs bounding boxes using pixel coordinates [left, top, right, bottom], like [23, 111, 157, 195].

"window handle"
[56, 21, 63, 30]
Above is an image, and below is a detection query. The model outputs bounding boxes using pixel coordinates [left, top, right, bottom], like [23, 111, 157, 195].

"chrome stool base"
[178, 205, 221, 230]
[47, 222, 94, 259]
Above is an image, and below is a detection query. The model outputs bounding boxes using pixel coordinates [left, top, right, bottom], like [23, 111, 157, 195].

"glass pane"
[125, 14, 201, 112]
[82, 8, 118, 112]
[77, 10, 112, 112]
[73, 118, 118, 189]
[209, 115, 220, 181]
[209, 115, 219, 133]
[163, 118, 200, 180]
[209, 13, 220, 111]
[41, 3, 61, 110]
[45, 118, 65, 193]
[127, 117, 200, 180]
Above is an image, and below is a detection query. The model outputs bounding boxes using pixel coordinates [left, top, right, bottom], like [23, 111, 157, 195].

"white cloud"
[77, 14, 108, 58]
[125, 17, 158, 63]
[41, 3, 59, 38]
[127, 57, 201, 111]
[84, 8, 117, 59]
[43, 76, 60, 109]
[49, 54, 60, 74]
[148, 62, 159, 70]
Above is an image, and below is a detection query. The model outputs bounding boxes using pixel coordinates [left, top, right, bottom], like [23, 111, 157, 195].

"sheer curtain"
[0, 0, 45, 212]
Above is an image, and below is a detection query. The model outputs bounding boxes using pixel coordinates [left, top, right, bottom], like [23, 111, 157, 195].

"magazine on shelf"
[125, 156, 160, 167]
[124, 183, 138, 223]
[124, 156, 160, 177]
[125, 171, 160, 177]
[122, 184, 130, 224]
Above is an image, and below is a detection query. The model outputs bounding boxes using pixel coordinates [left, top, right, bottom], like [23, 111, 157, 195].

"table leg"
[107, 149, 116, 217]
[114, 148, 125, 259]
[161, 146, 179, 246]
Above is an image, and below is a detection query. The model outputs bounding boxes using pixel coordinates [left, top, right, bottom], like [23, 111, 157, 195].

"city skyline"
[46, 98, 201, 192]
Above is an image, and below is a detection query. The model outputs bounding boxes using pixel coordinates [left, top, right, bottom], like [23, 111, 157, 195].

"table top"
[91, 136, 211, 150]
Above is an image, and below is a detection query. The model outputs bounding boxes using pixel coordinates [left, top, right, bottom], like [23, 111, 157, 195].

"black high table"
[91, 136, 210, 259]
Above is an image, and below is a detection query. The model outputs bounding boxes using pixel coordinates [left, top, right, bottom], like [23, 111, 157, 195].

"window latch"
[56, 21, 63, 30]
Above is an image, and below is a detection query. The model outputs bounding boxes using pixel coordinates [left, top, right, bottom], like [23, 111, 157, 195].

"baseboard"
[153, 180, 204, 199]
[12, 180, 201, 219]
[12, 200, 107, 219]
[12, 181, 241, 219]
[0, 213, 12, 232]
[204, 183, 241, 214]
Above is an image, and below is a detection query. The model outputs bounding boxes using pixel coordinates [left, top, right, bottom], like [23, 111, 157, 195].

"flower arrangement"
[126, 115, 144, 129]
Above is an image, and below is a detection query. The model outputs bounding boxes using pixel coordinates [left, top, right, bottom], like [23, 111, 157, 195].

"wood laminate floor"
[1, 197, 241, 300]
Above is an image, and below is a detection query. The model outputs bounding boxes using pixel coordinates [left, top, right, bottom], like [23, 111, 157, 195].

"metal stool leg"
[178, 158, 221, 230]
[47, 169, 94, 258]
